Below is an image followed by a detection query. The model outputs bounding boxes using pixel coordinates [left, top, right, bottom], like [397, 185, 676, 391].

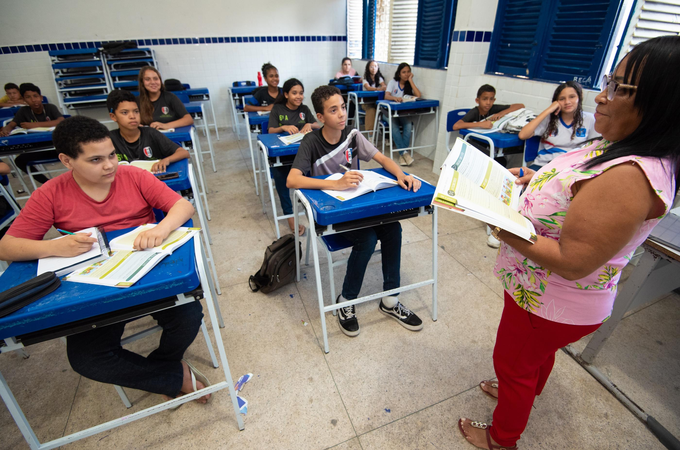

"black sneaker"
[336, 295, 360, 337]
[378, 300, 423, 331]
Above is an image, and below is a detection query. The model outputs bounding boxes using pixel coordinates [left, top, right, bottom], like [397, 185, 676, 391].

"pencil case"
[0, 272, 60, 319]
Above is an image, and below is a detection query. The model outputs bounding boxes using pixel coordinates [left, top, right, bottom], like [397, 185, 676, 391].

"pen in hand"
[519, 168, 524, 177]
[57, 228, 76, 235]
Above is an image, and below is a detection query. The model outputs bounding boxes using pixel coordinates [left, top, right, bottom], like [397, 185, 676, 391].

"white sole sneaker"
[487, 234, 500, 248]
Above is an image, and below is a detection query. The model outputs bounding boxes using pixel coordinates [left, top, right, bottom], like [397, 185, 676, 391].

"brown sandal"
[458, 418, 518, 450]
[479, 380, 499, 400]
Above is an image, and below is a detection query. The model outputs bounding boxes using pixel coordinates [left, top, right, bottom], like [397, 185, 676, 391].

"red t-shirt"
[8, 165, 182, 240]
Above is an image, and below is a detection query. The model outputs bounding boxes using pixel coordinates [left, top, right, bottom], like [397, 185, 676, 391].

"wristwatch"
[491, 227, 502, 241]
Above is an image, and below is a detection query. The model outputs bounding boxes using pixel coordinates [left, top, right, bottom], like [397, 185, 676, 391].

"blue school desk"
[373, 99, 439, 161]
[228, 85, 257, 139]
[292, 168, 438, 353]
[245, 112, 270, 195]
[183, 87, 219, 140]
[183, 102, 216, 172]
[0, 131, 57, 198]
[256, 133, 303, 238]
[458, 129, 524, 161]
[0, 230, 244, 449]
[347, 90, 385, 135]
[333, 83, 364, 93]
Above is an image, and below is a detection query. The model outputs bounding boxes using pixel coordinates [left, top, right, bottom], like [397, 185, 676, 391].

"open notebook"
[37, 227, 111, 276]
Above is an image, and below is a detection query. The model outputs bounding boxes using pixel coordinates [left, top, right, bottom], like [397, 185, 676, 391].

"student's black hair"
[4, 83, 19, 91]
[363, 60, 384, 88]
[261, 62, 278, 78]
[341, 57, 352, 66]
[106, 89, 137, 113]
[19, 83, 41, 97]
[543, 81, 584, 141]
[311, 85, 342, 115]
[53, 116, 111, 159]
[585, 35, 680, 195]
[275, 78, 304, 105]
[137, 66, 164, 125]
[476, 84, 495, 98]
[393, 63, 413, 95]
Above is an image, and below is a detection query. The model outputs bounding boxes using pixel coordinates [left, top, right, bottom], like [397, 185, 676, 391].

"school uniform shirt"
[461, 105, 510, 123]
[252, 87, 281, 107]
[335, 69, 357, 79]
[7, 165, 182, 240]
[268, 103, 315, 130]
[532, 112, 598, 167]
[109, 127, 179, 162]
[292, 127, 377, 176]
[12, 104, 62, 124]
[363, 76, 384, 89]
[151, 91, 188, 123]
[386, 79, 406, 99]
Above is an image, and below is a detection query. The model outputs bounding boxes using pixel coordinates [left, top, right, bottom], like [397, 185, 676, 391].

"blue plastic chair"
[523, 136, 541, 166]
[446, 109, 469, 149]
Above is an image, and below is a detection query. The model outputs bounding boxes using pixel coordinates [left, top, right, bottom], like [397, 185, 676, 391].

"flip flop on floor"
[182, 359, 212, 403]
[458, 418, 517, 450]
[479, 380, 499, 400]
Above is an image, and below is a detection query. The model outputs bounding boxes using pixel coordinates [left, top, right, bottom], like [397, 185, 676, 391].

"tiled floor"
[1, 129, 677, 449]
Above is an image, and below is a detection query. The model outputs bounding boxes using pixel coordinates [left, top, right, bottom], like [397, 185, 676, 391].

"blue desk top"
[164, 126, 193, 145]
[459, 129, 523, 148]
[162, 159, 190, 192]
[63, 95, 108, 103]
[184, 103, 203, 114]
[335, 83, 364, 92]
[247, 112, 269, 126]
[0, 131, 54, 149]
[300, 168, 435, 226]
[0, 106, 21, 118]
[0, 225, 199, 340]
[376, 99, 440, 110]
[352, 90, 385, 100]
[231, 86, 256, 95]
[257, 133, 300, 157]
[52, 61, 103, 69]
[185, 88, 209, 96]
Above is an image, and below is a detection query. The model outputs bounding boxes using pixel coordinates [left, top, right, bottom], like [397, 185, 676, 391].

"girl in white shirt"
[361, 60, 386, 133]
[518, 81, 598, 169]
[384, 63, 422, 166]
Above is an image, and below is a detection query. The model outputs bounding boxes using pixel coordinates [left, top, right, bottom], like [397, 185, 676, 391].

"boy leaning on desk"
[0, 116, 213, 405]
[287, 85, 423, 337]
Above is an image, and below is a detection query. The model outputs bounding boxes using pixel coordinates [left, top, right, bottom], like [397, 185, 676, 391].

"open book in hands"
[322, 170, 399, 201]
[432, 138, 537, 243]
[64, 225, 199, 287]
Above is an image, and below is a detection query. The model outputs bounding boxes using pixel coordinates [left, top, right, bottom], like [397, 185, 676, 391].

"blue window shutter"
[534, 0, 621, 88]
[414, 0, 457, 69]
[486, 0, 547, 77]
[363, 0, 376, 60]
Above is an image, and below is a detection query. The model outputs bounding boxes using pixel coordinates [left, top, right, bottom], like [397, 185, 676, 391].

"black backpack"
[330, 76, 355, 86]
[165, 79, 185, 91]
[249, 234, 301, 294]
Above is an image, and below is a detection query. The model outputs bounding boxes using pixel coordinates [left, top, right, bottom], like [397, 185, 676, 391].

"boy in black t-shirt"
[287, 85, 424, 337]
[107, 90, 190, 173]
[452, 84, 524, 131]
[0, 83, 65, 185]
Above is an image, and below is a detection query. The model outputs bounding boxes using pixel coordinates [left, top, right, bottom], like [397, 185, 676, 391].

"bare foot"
[180, 360, 211, 403]
[287, 217, 305, 236]
[459, 418, 502, 449]
[480, 380, 499, 399]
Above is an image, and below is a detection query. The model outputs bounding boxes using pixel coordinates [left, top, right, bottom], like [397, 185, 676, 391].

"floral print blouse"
[494, 140, 675, 325]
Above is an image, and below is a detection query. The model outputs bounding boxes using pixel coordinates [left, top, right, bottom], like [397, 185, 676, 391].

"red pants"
[490, 291, 601, 447]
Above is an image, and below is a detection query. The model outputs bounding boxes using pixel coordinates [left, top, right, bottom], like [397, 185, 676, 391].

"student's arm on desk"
[150, 147, 191, 174]
[133, 198, 194, 250]
[0, 162, 10, 175]
[452, 119, 493, 131]
[518, 103, 557, 140]
[21, 116, 64, 129]
[487, 103, 524, 122]
[150, 114, 194, 130]
[0, 120, 18, 136]
[0, 233, 98, 261]
[384, 91, 403, 103]
[244, 104, 273, 112]
[287, 168, 364, 191]
[372, 152, 420, 192]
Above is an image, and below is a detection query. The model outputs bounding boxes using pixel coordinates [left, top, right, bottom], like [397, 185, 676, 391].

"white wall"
[0, 0, 347, 129]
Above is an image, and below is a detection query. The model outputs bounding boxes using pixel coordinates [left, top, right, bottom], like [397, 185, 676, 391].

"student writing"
[107, 90, 190, 173]
[518, 81, 598, 169]
[287, 85, 424, 337]
[138, 66, 194, 130]
[267, 78, 320, 236]
[384, 63, 421, 166]
[0, 116, 211, 404]
[244, 62, 281, 113]
[0, 83, 65, 185]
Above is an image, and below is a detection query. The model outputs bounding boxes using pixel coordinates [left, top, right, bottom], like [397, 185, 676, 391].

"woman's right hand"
[548, 101, 561, 116]
[282, 125, 299, 135]
[508, 167, 535, 186]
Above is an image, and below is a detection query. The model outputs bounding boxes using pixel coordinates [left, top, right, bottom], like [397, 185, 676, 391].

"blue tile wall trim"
[0, 36, 347, 54]
[452, 30, 492, 43]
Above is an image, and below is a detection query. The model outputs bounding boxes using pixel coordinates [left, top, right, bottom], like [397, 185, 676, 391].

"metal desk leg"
[432, 207, 438, 321]
[189, 128, 212, 221]
[207, 97, 219, 140]
[245, 116, 260, 195]
[197, 234, 224, 327]
[200, 104, 217, 173]
[580, 249, 659, 364]
[0, 370, 42, 449]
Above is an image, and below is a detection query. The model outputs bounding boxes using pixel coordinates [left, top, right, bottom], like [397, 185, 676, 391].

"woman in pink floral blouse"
[459, 36, 680, 450]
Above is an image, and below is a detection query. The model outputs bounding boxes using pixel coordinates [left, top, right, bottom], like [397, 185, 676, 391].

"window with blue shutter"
[362, 0, 377, 60]
[414, 0, 457, 69]
[486, 0, 623, 88]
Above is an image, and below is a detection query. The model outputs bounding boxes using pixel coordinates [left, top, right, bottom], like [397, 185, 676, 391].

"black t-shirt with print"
[12, 104, 63, 124]
[268, 103, 315, 129]
[110, 127, 179, 162]
[252, 86, 281, 107]
[461, 104, 509, 123]
[151, 91, 189, 123]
